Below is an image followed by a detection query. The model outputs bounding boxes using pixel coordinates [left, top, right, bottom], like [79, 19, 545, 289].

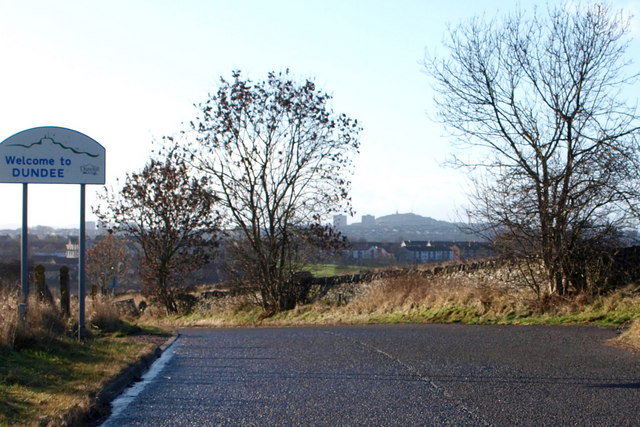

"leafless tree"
[95, 151, 221, 313]
[176, 70, 360, 311]
[427, 4, 640, 295]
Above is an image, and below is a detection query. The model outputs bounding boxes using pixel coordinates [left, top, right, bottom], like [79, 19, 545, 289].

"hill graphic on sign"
[9, 137, 100, 158]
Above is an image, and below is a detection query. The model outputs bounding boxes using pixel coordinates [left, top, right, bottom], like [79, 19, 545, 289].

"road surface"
[102, 324, 639, 426]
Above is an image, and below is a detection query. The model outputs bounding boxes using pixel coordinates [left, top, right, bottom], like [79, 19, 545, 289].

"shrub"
[12, 296, 66, 350]
[89, 297, 124, 333]
[0, 289, 18, 349]
[0, 260, 20, 294]
[616, 317, 640, 351]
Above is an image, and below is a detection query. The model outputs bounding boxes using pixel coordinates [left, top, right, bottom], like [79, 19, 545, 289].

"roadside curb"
[51, 334, 180, 427]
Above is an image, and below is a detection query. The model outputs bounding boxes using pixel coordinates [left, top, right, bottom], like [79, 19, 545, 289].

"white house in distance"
[66, 237, 79, 259]
[348, 242, 395, 262]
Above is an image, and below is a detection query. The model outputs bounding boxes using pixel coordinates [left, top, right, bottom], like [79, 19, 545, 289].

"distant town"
[331, 212, 488, 265]
[332, 212, 482, 242]
[0, 213, 490, 289]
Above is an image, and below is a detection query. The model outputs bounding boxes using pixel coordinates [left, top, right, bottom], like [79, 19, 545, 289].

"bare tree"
[176, 70, 360, 311]
[427, 4, 640, 295]
[95, 151, 221, 313]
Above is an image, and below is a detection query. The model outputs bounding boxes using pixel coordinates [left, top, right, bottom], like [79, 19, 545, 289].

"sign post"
[19, 183, 28, 322]
[78, 184, 87, 339]
[0, 127, 105, 340]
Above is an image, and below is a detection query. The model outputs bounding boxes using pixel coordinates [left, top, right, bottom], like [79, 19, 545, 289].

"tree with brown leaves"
[86, 230, 130, 297]
[96, 151, 221, 313]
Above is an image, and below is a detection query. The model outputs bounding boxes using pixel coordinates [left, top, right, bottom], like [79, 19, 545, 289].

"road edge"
[50, 334, 180, 427]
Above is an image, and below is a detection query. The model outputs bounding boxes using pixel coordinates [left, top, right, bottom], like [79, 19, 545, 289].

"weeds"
[616, 318, 640, 352]
[341, 273, 529, 322]
[0, 287, 156, 350]
[0, 287, 171, 425]
[89, 297, 124, 333]
[157, 270, 638, 336]
[0, 289, 18, 349]
[1, 289, 68, 350]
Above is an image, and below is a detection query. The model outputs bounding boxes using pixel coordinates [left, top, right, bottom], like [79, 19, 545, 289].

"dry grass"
[267, 273, 535, 325]
[613, 317, 640, 352]
[88, 296, 124, 333]
[0, 289, 18, 348]
[148, 292, 264, 328]
[0, 288, 172, 425]
[0, 286, 163, 349]
[1, 290, 68, 350]
[154, 269, 639, 335]
[347, 274, 514, 316]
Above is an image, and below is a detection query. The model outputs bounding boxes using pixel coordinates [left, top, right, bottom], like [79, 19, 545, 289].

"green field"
[306, 264, 369, 277]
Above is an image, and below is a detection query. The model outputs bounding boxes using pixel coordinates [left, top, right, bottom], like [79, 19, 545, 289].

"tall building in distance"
[333, 214, 347, 228]
[361, 214, 375, 226]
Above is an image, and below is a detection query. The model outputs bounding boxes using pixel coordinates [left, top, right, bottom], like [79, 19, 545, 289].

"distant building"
[85, 221, 98, 237]
[451, 241, 493, 261]
[347, 242, 395, 263]
[66, 237, 79, 259]
[343, 240, 491, 265]
[361, 214, 375, 226]
[333, 214, 347, 228]
[399, 241, 453, 263]
[398, 240, 491, 264]
[335, 212, 484, 242]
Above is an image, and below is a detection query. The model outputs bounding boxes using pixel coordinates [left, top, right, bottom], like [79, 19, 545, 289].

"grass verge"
[148, 273, 640, 351]
[614, 318, 640, 352]
[0, 325, 171, 427]
[0, 290, 171, 427]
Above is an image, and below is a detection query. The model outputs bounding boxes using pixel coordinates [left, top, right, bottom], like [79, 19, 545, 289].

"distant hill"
[375, 213, 449, 227]
[338, 213, 482, 242]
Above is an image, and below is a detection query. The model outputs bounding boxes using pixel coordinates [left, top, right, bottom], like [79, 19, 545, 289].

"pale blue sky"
[1, 0, 639, 227]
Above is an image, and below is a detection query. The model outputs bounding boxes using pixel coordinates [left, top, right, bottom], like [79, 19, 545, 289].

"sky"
[1, 0, 640, 228]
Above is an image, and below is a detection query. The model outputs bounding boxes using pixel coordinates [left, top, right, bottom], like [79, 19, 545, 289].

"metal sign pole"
[18, 183, 28, 323]
[78, 184, 86, 340]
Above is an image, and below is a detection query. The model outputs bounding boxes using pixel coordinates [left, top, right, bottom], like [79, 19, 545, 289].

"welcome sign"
[0, 126, 105, 184]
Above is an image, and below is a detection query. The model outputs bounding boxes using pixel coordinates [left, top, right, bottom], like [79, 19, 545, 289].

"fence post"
[60, 266, 70, 317]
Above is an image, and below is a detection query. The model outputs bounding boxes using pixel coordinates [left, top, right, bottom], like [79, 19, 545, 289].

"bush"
[1, 289, 129, 349]
[12, 296, 67, 350]
[175, 293, 198, 314]
[0, 260, 20, 294]
[89, 297, 124, 333]
[0, 289, 18, 349]
[615, 317, 640, 351]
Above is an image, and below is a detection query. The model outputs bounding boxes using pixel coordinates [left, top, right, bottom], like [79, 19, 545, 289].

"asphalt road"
[101, 324, 639, 426]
